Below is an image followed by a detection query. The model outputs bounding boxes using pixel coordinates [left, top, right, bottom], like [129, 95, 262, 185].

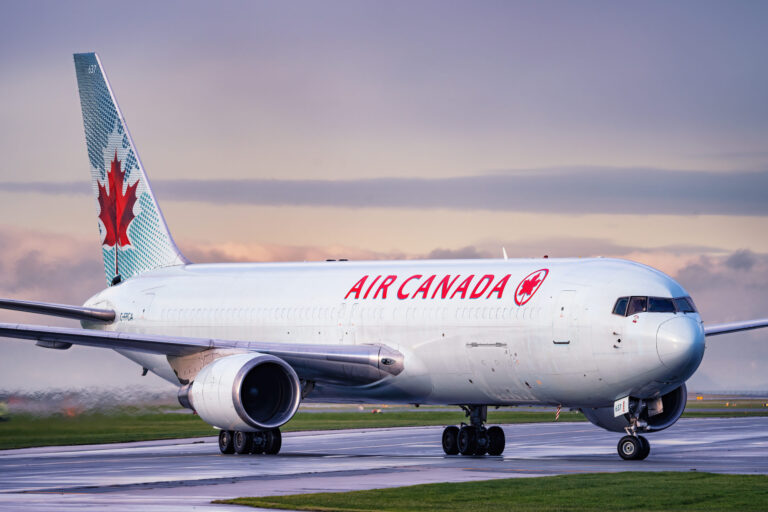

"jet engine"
[581, 384, 687, 433]
[178, 352, 301, 432]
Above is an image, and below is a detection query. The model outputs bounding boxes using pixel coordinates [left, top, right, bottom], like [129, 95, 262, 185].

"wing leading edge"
[704, 318, 768, 337]
[0, 322, 404, 385]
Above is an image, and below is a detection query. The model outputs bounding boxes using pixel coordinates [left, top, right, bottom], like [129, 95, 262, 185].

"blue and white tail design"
[74, 53, 187, 285]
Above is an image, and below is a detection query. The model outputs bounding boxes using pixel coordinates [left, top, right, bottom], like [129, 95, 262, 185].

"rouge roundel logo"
[514, 269, 548, 306]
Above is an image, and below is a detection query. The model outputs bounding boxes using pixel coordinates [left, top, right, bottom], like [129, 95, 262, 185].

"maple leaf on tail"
[97, 152, 138, 275]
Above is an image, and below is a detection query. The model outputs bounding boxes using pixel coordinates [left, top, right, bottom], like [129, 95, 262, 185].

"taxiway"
[0, 417, 766, 511]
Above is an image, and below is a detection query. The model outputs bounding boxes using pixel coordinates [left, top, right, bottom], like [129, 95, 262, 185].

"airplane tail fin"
[73, 53, 188, 286]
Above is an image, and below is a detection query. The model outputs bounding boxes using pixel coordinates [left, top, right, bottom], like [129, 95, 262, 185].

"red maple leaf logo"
[514, 269, 548, 306]
[98, 151, 138, 249]
[518, 273, 542, 297]
[97, 152, 138, 279]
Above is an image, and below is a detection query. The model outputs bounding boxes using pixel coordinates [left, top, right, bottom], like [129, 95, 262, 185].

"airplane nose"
[656, 316, 705, 380]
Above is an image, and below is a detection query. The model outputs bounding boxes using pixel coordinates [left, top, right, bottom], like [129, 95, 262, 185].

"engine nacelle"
[582, 384, 687, 433]
[180, 352, 301, 432]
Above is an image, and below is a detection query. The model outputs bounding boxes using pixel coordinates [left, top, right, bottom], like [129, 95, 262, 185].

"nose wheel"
[617, 434, 650, 460]
[441, 405, 505, 456]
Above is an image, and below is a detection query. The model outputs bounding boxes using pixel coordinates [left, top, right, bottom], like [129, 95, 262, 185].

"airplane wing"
[704, 318, 768, 337]
[0, 322, 403, 385]
[0, 298, 115, 323]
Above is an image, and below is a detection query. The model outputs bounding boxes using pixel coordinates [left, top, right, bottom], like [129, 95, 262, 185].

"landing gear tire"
[617, 435, 645, 460]
[442, 426, 459, 455]
[218, 430, 234, 454]
[487, 426, 505, 456]
[444, 406, 505, 457]
[264, 428, 282, 455]
[474, 429, 489, 456]
[233, 431, 253, 455]
[458, 426, 477, 456]
[251, 432, 265, 454]
[637, 435, 650, 460]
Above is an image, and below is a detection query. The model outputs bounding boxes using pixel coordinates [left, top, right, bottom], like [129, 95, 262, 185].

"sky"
[0, 0, 767, 394]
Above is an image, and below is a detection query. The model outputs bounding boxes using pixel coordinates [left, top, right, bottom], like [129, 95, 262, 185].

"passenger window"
[612, 297, 629, 316]
[627, 296, 647, 315]
[648, 297, 676, 313]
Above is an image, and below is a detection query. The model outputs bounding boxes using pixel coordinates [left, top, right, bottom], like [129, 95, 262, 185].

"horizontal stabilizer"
[704, 318, 768, 337]
[0, 298, 115, 323]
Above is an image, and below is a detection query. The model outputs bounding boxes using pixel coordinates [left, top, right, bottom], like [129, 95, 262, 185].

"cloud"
[425, 246, 494, 260]
[674, 251, 768, 392]
[2, 167, 768, 216]
[184, 242, 405, 264]
[724, 249, 757, 271]
[0, 227, 104, 304]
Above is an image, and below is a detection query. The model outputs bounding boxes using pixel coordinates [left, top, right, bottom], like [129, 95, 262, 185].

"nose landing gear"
[618, 434, 650, 460]
[441, 405, 505, 456]
[617, 412, 651, 460]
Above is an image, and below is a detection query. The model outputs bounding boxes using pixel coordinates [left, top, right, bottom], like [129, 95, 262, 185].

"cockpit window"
[613, 295, 698, 316]
[627, 296, 647, 315]
[674, 297, 697, 313]
[648, 297, 676, 313]
[612, 297, 629, 316]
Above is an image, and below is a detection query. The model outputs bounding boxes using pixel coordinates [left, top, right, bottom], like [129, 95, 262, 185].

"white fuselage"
[84, 257, 706, 409]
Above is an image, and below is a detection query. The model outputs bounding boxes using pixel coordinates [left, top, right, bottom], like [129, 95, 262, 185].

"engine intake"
[181, 352, 301, 432]
[581, 384, 687, 433]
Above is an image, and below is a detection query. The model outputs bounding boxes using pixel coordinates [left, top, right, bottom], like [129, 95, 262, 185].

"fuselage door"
[552, 290, 576, 345]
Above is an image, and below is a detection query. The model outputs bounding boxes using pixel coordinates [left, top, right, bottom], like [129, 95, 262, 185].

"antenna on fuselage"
[502, 247, 508, 261]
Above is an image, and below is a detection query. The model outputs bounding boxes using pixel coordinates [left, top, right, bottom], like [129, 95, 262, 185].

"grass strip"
[682, 410, 768, 418]
[218, 472, 768, 512]
[0, 410, 582, 450]
[686, 400, 768, 409]
[0, 411, 216, 450]
[1, 407, 766, 450]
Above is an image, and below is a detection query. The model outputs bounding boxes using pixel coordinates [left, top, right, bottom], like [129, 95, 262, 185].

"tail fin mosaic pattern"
[74, 53, 188, 285]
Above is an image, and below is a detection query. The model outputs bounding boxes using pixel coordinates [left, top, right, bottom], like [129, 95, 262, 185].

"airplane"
[1, 52, 767, 461]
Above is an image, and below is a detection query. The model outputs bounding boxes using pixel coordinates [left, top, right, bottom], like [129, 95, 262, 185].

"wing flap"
[704, 318, 768, 337]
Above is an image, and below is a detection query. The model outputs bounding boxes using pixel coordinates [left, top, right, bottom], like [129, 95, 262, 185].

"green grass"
[685, 399, 768, 410]
[1, 405, 766, 450]
[0, 409, 216, 450]
[0, 409, 583, 450]
[218, 472, 768, 512]
[682, 410, 768, 418]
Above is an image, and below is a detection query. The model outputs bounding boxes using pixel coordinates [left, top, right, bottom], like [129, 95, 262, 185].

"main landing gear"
[617, 411, 650, 460]
[218, 428, 282, 455]
[441, 405, 505, 456]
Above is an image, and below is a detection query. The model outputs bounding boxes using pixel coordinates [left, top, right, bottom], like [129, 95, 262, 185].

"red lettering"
[345, 275, 368, 299]
[431, 275, 460, 299]
[469, 274, 494, 299]
[374, 275, 398, 299]
[397, 275, 422, 299]
[413, 275, 436, 299]
[486, 274, 511, 299]
[363, 275, 381, 299]
[450, 275, 475, 299]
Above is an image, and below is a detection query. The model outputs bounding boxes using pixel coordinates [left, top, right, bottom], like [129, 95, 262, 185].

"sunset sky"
[1, 1, 767, 393]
